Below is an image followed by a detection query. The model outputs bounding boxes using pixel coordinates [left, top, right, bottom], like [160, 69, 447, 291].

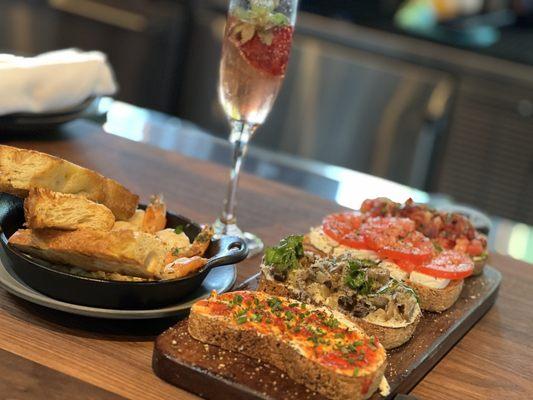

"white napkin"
[0, 49, 118, 116]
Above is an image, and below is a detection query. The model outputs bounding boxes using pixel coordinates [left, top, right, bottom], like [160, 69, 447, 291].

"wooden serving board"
[153, 266, 501, 400]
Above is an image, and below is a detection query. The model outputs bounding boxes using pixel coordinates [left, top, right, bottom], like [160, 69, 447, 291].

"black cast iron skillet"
[0, 193, 248, 309]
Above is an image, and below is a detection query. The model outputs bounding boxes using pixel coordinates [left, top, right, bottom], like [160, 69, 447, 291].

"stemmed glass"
[213, 0, 299, 256]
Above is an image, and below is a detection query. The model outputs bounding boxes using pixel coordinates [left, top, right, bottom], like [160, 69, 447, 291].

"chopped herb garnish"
[285, 310, 294, 321]
[236, 316, 247, 324]
[250, 313, 263, 322]
[174, 225, 184, 234]
[235, 309, 247, 317]
[267, 297, 283, 311]
[345, 259, 375, 295]
[323, 316, 340, 329]
[307, 336, 319, 346]
[353, 367, 359, 377]
[289, 302, 299, 308]
[172, 248, 180, 256]
[233, 294, 243, 305]
[346, 341, 363, 353]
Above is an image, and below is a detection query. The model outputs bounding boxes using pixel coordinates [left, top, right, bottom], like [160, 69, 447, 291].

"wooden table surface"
[0, 121, 531, 400]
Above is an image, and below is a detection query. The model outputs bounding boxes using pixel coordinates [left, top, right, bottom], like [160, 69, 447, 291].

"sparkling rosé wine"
[219, 15, 294, 125]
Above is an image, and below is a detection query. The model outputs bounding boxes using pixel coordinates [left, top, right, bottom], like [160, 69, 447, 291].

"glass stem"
[221, 119, 256, 226]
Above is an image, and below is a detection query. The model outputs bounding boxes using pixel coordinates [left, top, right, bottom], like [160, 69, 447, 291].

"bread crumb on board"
[379, 377, 391, 397]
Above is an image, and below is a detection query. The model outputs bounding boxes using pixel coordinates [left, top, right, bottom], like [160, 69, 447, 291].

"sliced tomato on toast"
[375, 231, 435, 265]
[394, 259, 418, 273]
[322, 212, 367, 249]
[360, 217, 433, 264]
[416, 250, 474, 280]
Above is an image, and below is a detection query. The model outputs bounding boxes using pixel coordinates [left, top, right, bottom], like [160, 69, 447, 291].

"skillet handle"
[204, 236, 249, 270]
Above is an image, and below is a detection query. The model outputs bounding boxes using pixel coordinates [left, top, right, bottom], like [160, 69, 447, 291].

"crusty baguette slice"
[8, 228, 166, 279]
[407, 278, 464, 313]
[189, 291, 387, 400]
[24, 188, 115, 231]
[0, 145, 138, 220]
[257, 274, 420, 349]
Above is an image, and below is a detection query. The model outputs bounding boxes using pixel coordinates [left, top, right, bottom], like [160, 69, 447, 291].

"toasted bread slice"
[407, 278, 464, 312]
[189, 291, 387, 400]
[24, 188, 115, 231]
[306, 230, 465, 313]
[0, 145, 138, 220]
[258, 274, 420, 349]
[8, 228, 166, 279]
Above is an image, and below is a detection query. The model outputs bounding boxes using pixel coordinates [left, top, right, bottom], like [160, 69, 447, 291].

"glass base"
[213, 218, 264, 258]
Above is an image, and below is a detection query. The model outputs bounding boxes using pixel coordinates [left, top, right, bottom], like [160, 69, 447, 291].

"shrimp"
[142, 194, 167, 234]
[163, 225, 214, 264]
[161, 256, 208, 279]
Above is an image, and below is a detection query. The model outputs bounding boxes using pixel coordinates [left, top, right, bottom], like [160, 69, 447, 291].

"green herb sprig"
[264, 235, 304, 275]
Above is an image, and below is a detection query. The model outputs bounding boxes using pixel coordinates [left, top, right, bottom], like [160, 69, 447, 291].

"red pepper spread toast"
[188, 290, 387, 400]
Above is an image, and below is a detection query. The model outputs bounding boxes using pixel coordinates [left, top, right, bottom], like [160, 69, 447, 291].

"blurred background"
[1, 0, 533, 258]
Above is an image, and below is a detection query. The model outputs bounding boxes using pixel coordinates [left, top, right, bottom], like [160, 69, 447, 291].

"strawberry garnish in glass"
[214, 0, 298, 256]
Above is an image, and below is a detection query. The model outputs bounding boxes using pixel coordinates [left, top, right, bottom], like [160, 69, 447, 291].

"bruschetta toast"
[258, 236, 421, 349]
[360, 198, 488, 275]
[305, 202, 479, 313]
[189, 290, 387, 400]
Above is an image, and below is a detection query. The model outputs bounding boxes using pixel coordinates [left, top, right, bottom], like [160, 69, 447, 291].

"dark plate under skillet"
[0, 96, 96, 132]
[0, 193, 248, 310]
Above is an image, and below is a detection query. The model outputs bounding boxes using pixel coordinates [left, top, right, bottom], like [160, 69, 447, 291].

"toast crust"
[407, 278, 464, 312]
[0, 145, 138, 220]
[189, 291, 387, 400]
[24, 188, 115, 231]
[8, 228, 166, 279]
[257, 273, 420, 349]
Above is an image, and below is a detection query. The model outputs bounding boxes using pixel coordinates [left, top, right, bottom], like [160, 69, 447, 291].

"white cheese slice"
[380, 260, 409, 281]
[332, 247, 378, 259]
[409, 271, 450, 289]
[307, 227, 338, 254]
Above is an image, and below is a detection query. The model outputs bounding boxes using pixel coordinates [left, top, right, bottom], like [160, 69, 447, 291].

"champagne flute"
[213, 0, 298, 256]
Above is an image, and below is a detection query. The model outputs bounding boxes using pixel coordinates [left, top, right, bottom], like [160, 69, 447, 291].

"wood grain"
[0, 121, 532, 399]
[0, 348, 125, 400]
